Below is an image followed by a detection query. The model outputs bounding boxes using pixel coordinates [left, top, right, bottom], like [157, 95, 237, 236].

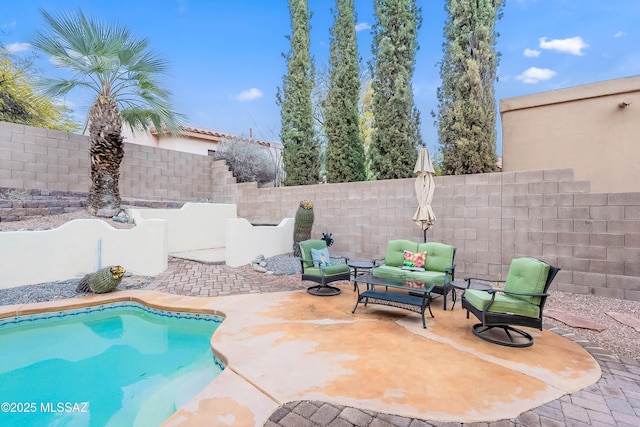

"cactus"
[76, 265, 125, 294]
[293, 200, 314, 257]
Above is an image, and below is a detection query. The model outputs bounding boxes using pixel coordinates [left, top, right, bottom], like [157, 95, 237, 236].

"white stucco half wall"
[225, 218, 294, 268]
[0, 219, 168, 289]
[128, 202, 237, 253]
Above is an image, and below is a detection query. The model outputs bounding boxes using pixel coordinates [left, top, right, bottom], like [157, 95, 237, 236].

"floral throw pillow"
[311, 247, 331, 268]
[402, 250, 426, 272]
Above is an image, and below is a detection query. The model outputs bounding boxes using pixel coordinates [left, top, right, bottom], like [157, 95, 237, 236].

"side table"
[447, 280, 492, 310]
[347, 260, 374, 292]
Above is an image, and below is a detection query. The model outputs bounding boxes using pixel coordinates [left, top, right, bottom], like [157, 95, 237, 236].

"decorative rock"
[606, 312, 640, 332]
[260, 261, 266, 267]
[112, 215, 130, 223]
[546, 309, 606, 331]
[252, 265, 267, 273]
[96, 208, 119, 218]
[251, 258, 262, 265]
[256, 254, 266, 261]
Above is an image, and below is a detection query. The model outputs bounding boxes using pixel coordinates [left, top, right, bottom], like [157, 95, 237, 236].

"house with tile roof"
[122, 124, 281, 157]
[122, 124, 283, 185]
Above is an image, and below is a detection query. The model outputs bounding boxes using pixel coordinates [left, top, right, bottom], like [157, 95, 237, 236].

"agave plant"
[31, 10, 184, 216]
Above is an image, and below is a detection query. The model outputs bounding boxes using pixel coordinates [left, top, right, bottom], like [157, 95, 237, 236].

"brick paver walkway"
[148, 258, 640, 427]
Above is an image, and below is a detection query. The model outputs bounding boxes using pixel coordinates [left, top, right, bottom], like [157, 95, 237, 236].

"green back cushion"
[503, 258, 550, 304]
[385, 240, 418, 267]
[418, 242, 454, 273]
[299, 240, 328, 268]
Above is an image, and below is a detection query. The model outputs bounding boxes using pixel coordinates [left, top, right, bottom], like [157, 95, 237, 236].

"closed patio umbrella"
[412, 147, 436, 242]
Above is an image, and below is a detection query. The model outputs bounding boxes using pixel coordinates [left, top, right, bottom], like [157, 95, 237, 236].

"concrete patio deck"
[1, 288, 602, 426]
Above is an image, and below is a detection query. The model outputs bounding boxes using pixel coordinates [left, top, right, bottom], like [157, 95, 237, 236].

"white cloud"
[234, 88, 263, 101]
[523, 48, 541, 58]
[516, 67, 556, 84]
[1, 20, 16, 30]
[355, 22, 371, 32]
[614, 31, 627, 38]
[4, 42, 30, 53]
[539, 36, 588, 56]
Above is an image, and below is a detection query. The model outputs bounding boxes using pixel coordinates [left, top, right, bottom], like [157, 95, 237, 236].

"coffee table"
[352, 274, 435, 328]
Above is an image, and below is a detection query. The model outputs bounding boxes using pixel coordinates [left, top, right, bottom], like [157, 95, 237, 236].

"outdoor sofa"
[372, 239, 456, 309]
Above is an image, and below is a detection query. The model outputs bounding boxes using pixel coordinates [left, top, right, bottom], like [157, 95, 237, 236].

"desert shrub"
[214, 138, 277, 185]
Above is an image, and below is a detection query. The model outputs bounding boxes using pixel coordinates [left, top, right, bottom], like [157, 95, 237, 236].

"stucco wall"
[500, 76, 640, 193]
[2, 121, 639, 301]
[127, 202, 238, 253]
[0, 219, 168, 288]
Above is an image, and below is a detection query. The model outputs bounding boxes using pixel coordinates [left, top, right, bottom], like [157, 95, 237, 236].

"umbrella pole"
[423, 229, 427, 243]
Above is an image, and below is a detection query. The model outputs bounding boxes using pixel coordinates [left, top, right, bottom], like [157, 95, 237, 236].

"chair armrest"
[371, 258, 385, 267]
[464, 277, 505, 289]
[489, 288, 549, 298]
[479, 288, 549, 314]
[330, 255, 349, 264]
[300, 257, 314, 272]
[444, 266, 455, 284]
[464, 277, 506, 283]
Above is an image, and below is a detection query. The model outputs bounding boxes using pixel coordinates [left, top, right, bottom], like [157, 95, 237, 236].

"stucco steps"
[169, 248, 226, 265]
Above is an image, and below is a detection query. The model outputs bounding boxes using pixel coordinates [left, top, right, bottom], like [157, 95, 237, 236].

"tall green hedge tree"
[435, 0, 503, 174]
[31, 10, 183, 216]
[369, 0, 423, 179]
[277, 0, 320, 186]
[324, 0, 366, 183]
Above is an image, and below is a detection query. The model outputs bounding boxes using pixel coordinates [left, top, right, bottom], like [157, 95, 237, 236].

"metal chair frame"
[461, 261, 560, 348]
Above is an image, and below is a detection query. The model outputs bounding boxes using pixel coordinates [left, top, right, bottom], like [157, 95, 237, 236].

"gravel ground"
[1, 210, 639, 360]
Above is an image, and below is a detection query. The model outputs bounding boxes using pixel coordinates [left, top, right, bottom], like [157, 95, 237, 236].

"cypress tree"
[436, 0, 503, 174]
[369, 0, 422, 180]
[324, 0, 366, 183]
[277, 0, 320, 186]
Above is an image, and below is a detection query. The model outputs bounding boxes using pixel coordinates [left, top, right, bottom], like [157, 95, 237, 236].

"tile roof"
[178, 125, 279, 148]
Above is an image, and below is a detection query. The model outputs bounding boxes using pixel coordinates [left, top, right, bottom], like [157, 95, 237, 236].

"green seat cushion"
[503, 258, 550, 304]
[418, 242, 454, 273]
[384, 240, 419, 267]
[464, 289, 541, 318]
[304, 263, 350, 277]
[373, 265, 408, 280]
[405, 270, 447, 286]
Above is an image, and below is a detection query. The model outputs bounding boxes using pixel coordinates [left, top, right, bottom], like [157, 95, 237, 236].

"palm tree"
[31, 10, 184, 216]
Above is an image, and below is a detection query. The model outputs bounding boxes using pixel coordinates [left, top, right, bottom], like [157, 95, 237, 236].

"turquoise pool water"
[0, 302, 224, 427]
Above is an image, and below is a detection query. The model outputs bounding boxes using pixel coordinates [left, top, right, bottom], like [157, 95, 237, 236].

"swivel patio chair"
[299, 239, 351, 296]
[461, 257, 560, 348]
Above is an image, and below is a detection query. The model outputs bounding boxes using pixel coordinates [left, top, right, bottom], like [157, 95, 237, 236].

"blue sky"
[1, 0, 638, 156]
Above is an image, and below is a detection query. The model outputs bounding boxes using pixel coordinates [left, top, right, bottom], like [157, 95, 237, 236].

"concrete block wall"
[2, 121, 639, 301]
[0, 121, 237, 203]
[228, 169, 640, 302]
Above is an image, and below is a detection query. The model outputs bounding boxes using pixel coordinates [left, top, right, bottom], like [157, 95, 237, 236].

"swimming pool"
[0, 302, 224, 426]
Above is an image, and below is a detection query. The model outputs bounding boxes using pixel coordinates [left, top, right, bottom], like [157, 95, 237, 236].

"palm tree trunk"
[86, 95, 124, 216]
